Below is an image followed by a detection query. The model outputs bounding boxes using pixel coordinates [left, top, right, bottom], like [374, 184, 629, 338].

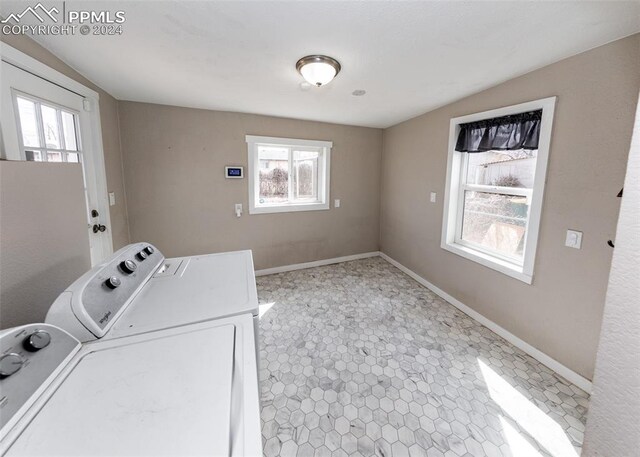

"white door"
[0, 60, 113, 264]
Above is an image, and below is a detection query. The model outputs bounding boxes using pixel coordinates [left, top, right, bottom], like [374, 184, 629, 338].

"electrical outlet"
[565, 230, 583, 249]
[430, 192, 437, 203]
[334, 199, 341, 208]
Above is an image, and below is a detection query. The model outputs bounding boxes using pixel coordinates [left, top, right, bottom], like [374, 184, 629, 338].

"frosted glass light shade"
[296, 55, 341, 87]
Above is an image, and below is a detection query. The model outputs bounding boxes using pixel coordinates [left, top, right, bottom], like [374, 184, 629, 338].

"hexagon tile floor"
[256, 257, 589, 457]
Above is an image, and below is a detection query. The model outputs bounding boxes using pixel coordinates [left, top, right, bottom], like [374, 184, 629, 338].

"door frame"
[0, 42, 113, 264]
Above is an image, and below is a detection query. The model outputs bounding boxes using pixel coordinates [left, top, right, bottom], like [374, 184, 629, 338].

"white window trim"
[441, 97, 557, 284]
[246, 135, 332, 215]
[12, 90, 82, 162]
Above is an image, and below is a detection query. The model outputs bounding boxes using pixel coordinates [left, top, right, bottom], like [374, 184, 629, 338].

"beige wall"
[118, 102, 382, 269]
[380, 34, 640, 380]
[0, 161, 91, 329]
[582, 93, 640, 456]
[0, 34, 130, 249]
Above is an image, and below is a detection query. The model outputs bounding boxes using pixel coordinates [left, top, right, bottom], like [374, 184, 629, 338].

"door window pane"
[466, 150, 537, 188]
[40, 105, 62, 150]
[47, 151, 63, 162]
[258, 146, 289, 204]
[61, 111, 78, 151]
[16, 97, 40, 147]
[25, 150, 43, 161]
[462, 191, 529, 258]
[14, 94, 82, 163]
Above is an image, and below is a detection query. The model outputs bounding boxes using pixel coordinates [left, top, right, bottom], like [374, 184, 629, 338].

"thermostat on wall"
[225, 166, 244, 179]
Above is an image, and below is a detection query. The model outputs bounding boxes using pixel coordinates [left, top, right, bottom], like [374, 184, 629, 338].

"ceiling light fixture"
[296, 55, 341, 87]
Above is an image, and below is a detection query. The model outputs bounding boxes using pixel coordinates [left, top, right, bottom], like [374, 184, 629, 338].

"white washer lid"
[108, 251, 258, 338]
[6, 324, 236, 456]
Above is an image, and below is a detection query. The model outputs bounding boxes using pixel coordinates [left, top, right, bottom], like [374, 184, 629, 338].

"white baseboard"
[378, 252, 593, 393]
[255, 251, 380, 277]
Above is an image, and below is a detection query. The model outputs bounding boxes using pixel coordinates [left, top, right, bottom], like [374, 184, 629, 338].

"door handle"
[92, 224, 106, 233]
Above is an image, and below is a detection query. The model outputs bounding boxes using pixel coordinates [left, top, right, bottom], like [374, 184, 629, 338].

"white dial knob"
[0, 353, 24, 377]
[105, 276, 121, 289]
[119, 259, 137, 274]
[24, 330, 51, 352]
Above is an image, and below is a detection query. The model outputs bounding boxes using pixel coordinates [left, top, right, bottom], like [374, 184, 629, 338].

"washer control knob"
[24, 330, 51, 352]
[119, 260, 137, 274]
[105, 276, 121, 289]
[0, 353, 24, 378]
[136, 250, 148, 261]
[144, 246, 155, 255]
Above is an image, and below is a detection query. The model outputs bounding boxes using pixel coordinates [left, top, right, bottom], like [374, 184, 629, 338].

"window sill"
[441, 241, 533, 284]
[249, 202, 330, 215]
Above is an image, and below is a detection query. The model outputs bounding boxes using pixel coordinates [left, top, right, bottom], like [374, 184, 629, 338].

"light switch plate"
[430, 192, 437, 203]
[108, 192, 116, 206]
[334, 199, 341, 208]
[565, 230, 583, 249]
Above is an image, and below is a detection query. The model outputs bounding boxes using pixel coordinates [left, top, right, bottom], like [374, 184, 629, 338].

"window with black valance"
[455, 110, 542, 153]
[443, 98, 556, 283]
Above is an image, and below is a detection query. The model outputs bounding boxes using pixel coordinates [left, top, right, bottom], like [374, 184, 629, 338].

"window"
[441, 97, 556, 283]
[14, 93, 81, 163]
[246, 135, 331, 214]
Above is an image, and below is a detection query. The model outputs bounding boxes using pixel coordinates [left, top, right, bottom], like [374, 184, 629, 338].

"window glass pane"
[16, 97, 40, 147]
[46, 151, 63, 162]
[292, 149, 319, 201]
[258, 146, 289, 204]
[466, 150, 537, 188]
[66, 152, 79, 163]
[461, 191, 529, 259]
[40, 105, 62, 150]
[25, 150, 43, 161]
[61, 111, 78, 151]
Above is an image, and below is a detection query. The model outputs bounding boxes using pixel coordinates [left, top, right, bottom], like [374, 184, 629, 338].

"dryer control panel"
[0, 324, 80, 436]
[79, 243, 164, 333]
[46, 243, 165, 340]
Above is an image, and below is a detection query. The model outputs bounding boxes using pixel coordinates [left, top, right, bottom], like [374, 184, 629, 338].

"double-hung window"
[441, 97, 556, 283]
[246, 135, 331, 214]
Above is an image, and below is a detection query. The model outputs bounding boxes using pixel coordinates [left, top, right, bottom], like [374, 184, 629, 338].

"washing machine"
[45, 243, 260, 357]
[0, 317, 261, 456]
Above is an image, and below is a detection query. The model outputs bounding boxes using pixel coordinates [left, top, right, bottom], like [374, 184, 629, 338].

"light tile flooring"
[257, 258, 589, 457]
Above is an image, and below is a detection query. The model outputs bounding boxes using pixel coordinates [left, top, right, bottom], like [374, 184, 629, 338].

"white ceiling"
[3, 1, 639, 128]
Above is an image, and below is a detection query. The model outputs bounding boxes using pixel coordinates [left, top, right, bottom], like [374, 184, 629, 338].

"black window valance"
[455, 110, 542, 153]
